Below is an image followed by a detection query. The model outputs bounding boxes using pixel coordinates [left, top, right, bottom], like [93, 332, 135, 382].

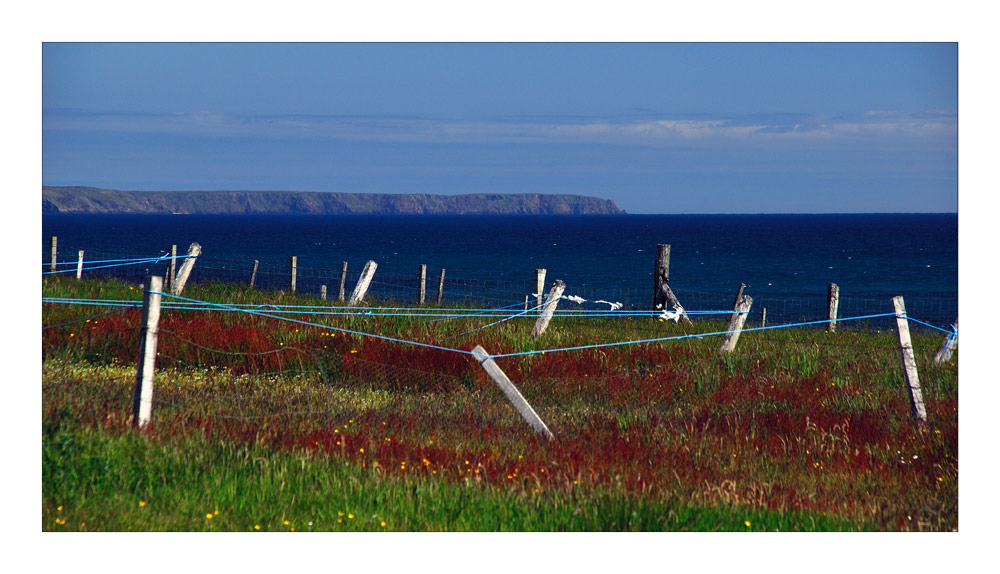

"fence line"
[42, 240, 958, 330]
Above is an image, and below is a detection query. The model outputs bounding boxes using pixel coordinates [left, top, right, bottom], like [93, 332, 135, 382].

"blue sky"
[42, 42, 957, 213]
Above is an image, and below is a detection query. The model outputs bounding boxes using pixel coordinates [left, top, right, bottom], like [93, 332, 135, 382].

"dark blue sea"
[42, 214, 958, 331]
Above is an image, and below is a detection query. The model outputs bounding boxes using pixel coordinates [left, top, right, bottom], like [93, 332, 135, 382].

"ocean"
[42, 213, 958, 330]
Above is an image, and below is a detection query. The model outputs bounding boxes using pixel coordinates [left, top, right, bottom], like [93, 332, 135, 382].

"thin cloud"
[43, 109, 956, 147]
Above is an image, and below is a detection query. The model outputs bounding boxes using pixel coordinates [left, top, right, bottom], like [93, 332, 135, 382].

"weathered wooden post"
[720, 295, 753, 354]
[419, 264, 427, 304]
[761, 307, 767, 328]
[76, 250, 84, 280]
[50, 236, 58, 273]
[249, 260, 259, 288]
[827, 283, 840, 332]
[132, 275, 163, 429]
[535, 268, 547, 307]
[732, 283, 746, 308]
[320, 284, 327, 300]
[524, 295, 530, 311]
[892, 296, 928, 429]
[167, 244, 178, 290]
[652, 244, 692, 325]
[934, 318, 958, 365]
[471, 345, 554, 442]
[436, 268, 446, 305]
[348, 260, 378, 306]
[530, 280, 566, 338]
[338, 261, 349, 301]
[170, 242, 201, 296]
[289, 256, 297, 292]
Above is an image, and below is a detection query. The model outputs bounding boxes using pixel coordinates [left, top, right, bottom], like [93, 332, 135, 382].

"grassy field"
[41, 277, 958, 532]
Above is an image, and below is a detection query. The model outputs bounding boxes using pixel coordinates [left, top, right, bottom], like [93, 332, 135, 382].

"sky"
[42, 42, 957, 214]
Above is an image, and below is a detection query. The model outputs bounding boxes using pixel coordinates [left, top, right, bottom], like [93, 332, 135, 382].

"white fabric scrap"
[659, 305, 683, 323]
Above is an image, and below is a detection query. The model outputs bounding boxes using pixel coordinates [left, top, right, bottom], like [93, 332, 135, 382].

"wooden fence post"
[290, 256, 297, 292]
[653, 243, 670, 301]
[419, 264, 427, 304]
[50, 236, 58, 273]
[320, 285, 327, 300]
[167, 244, 178, 290]
[530, 280, 566, 338]
[535, 268, 547, 307]
[892, 296, 928, 429]
[524, 295, 530, 310]
[471, 345, 554, 441]
[132, 275, 163, 429]
[827, 283, 840, 332]
[76, 250, 84, 280]
[732, 282, 746, 308]
[171, 242, 201, 296]
[720, 294, 753, 354]
[761, 307, 767, 328]
[436, 269, 446, 305]
[339, 261, 348, 301]
[348, 260, 378, 306]
[249, 260, 259, 288]
[651, 244, 692, 325]
[934, 318, 958, 365]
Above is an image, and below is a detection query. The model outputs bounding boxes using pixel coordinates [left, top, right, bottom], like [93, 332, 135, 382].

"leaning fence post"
[170, 243, 201, 296]
[530, 280, 566, 338]
[827, 283, 840, 332]
[419, 264, 427, 304]
[535, 268, 547, 307]
[732, 282, 746, 308]
[720, 294, 753, 354]
[471, 345, 554, 441]
[934, 318, 958, 365]
[892, 296, 928, 429]
[50, 236, 58, 273]
[289, 256, 297, 292]
[249, 260, 259, 288]
[132, 275, 163, 429]
[338, 261, 348, 301]
[436, 268, 446, 305]
[76, 250, 84, 280]
[348, 260, 378, 306]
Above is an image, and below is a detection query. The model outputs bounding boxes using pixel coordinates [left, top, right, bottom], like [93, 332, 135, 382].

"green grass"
[43, 416, 871, 532]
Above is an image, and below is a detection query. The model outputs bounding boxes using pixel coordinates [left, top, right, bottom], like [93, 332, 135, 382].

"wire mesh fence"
[43, 240, 958, 334]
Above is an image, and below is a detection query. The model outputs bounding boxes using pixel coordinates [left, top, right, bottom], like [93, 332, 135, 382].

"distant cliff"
[42, 187, 625, 215]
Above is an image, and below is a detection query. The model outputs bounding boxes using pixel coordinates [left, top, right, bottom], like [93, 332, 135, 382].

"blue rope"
[42, 292, 912, 362]
[902, 316, 954, 334]
[487, 312, 901, 359]
[43, 254, 192, 267]
[152, 291, 480, 357]
[458, 297, 556, 336]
